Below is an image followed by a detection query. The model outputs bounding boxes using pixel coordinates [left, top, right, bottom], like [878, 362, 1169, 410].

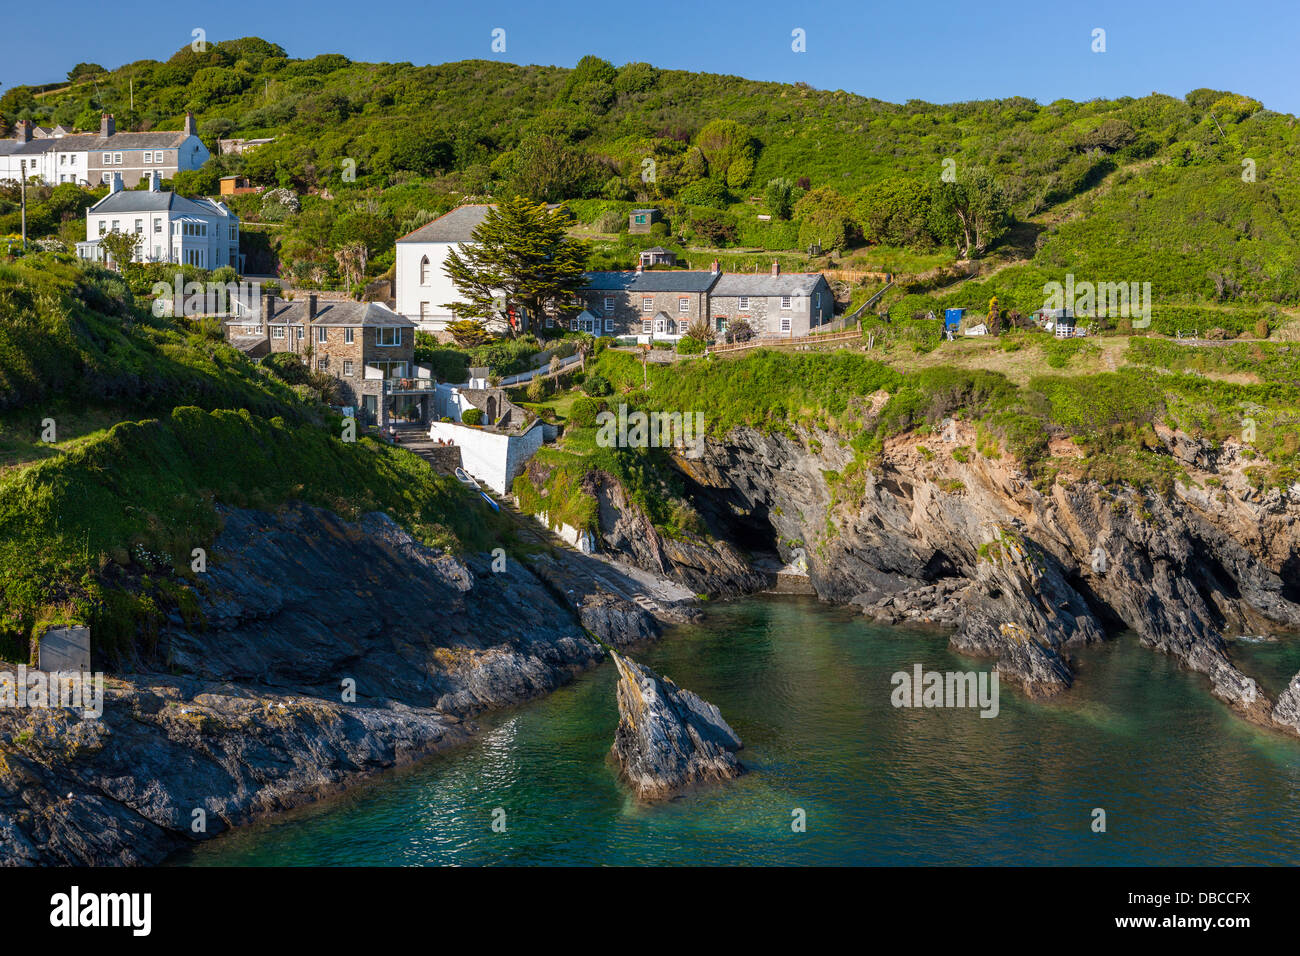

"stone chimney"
[263, 291, 277, 322]
[109, 172, 123, 194]
[307, 294, 318, 321]
[15, 120, 31, 143]
[635, 262, 643, 274]
[710, 259, 719, 274]
[100, 114, 115, 138]
[184, 112, 198, 136]
[771, 260, 780, 276]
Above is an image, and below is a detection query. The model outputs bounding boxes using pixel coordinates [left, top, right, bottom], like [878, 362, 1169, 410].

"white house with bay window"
[76, 173, 242, 270]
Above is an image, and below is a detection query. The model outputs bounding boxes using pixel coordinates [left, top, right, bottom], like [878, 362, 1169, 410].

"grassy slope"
[0, 255, 513, 663]
[514, 339, 1300, 543]
[7, 40, 1300, 308]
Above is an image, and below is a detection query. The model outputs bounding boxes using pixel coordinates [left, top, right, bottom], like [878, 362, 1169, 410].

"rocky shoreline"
[0, 503, 679, 866]
[576, 420, 1300, 734]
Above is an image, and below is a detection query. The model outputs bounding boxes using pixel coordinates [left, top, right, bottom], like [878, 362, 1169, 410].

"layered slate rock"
[610, 652, 744, 800]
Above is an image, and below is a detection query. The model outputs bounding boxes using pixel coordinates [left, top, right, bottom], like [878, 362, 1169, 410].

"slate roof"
[397, 204, 493, 243]
[711, 273, 827, 297]
[583, 271, 720, 293]
[263, 299, 414, 328]
[89, 192, 235, 219]
[0, 130, 191, 156]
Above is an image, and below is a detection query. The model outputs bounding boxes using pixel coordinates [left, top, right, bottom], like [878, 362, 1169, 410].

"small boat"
[454, 467, 479, 488]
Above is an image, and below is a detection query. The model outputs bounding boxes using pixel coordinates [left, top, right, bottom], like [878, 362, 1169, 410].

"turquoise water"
[176, 596, 1300, 866]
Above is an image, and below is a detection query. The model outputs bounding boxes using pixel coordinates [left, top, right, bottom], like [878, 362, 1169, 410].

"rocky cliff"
[590, 419, 1300, 732]
[0, 503, 668, 866]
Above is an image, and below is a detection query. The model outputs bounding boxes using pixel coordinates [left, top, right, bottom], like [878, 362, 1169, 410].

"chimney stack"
[710, 259, 719, 274]
[100, 114, 115, 138]
[771, 260, 780, 276]
[184, 112, 198, 137]
[15, 120, 31, 143]
[148, 170, 160, 192]
[263, 291, 277, 322]
[109, 172, 123, 194]
[635, 262, 643, 274]
[307, 293, 318, 321]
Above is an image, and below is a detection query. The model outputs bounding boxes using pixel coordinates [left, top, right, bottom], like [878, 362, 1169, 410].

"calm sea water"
[175, 596, 1300, 866]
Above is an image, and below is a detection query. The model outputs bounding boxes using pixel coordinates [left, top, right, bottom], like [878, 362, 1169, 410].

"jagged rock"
[1273, 674, 1300, 735]
[0, 501, 657, 866]
[610, 652, 744, 800]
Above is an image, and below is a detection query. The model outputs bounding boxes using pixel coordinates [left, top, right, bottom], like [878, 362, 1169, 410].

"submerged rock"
[610, 652, 744, 800]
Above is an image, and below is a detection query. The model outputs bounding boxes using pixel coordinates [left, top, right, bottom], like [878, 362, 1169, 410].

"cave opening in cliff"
[680, 480, 781, 562]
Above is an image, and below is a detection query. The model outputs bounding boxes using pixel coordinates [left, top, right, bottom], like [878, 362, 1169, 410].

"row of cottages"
[574, 262, 834, 340]
[226, 293, 421, 425]
[75, 173, 242, 270]
[0, 114, 209, 187]
[392, 203, 833, 339]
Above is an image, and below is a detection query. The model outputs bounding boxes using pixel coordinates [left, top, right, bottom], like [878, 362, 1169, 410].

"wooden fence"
[706, 328, 863, 356]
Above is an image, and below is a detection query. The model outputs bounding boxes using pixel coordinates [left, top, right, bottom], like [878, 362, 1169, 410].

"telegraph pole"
[19, 159, 27, 250]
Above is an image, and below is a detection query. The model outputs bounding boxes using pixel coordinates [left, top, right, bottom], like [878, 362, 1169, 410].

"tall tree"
[443, 196, 589, 337]
[929, 168, 1009, 259]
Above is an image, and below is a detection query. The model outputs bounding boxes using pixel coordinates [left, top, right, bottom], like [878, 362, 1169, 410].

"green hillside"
[3, 39, 1299, 314]
[0, 254, 511, 663]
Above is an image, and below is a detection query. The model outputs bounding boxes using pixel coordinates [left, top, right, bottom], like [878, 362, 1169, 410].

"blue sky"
[6, 0, 1299, 113]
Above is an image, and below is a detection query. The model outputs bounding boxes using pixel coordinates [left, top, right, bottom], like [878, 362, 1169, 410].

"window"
[110, 220, 119, 232]
[295, 327, 304, 340]
[545, 316, 555, 328]
[654, 317, 666, 333]
[678, 320, 689, 334]
[60, 155, 66, 165]
[113, 152, 122, 164]
[343, 360, 354, 376]
[781, 295, 792, 310]
[642, 320, 652, 334]
[102, 152, 112, 164]
[242, 324, 260, 334]
[815, 293, 821, 309]
[570, 318, 578, 331]
[715, 317, 728, 332]
[780, 317, 792, 333]
[604, 318, 614, 332]
[143, 151, 152, 163]
[344, 328, 354, 344]
[135, 219, 143, 234]
[678, 297, 689, 314]
[154, 219, 162, 234]
[100, 172, 109, 184]
[317, 327, 328, 343]
[738, 296, 750, 310]
[272, 327, 285, 339]
[98, 222, 106, 236]
[419, 255, 431, 285]
[603, 296, 615, 313]
[635, 214, 646, 224]
[376, 328, 402, 346]
[419, 302, 430, 321]
[642, 297, 653, 314]
[316, 359, 328, 371]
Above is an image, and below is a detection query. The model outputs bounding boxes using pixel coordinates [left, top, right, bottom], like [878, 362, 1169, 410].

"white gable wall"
[396, 240, 463, 332]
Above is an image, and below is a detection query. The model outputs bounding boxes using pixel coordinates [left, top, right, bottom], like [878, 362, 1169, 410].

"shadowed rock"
[610, 652, 744, 800]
